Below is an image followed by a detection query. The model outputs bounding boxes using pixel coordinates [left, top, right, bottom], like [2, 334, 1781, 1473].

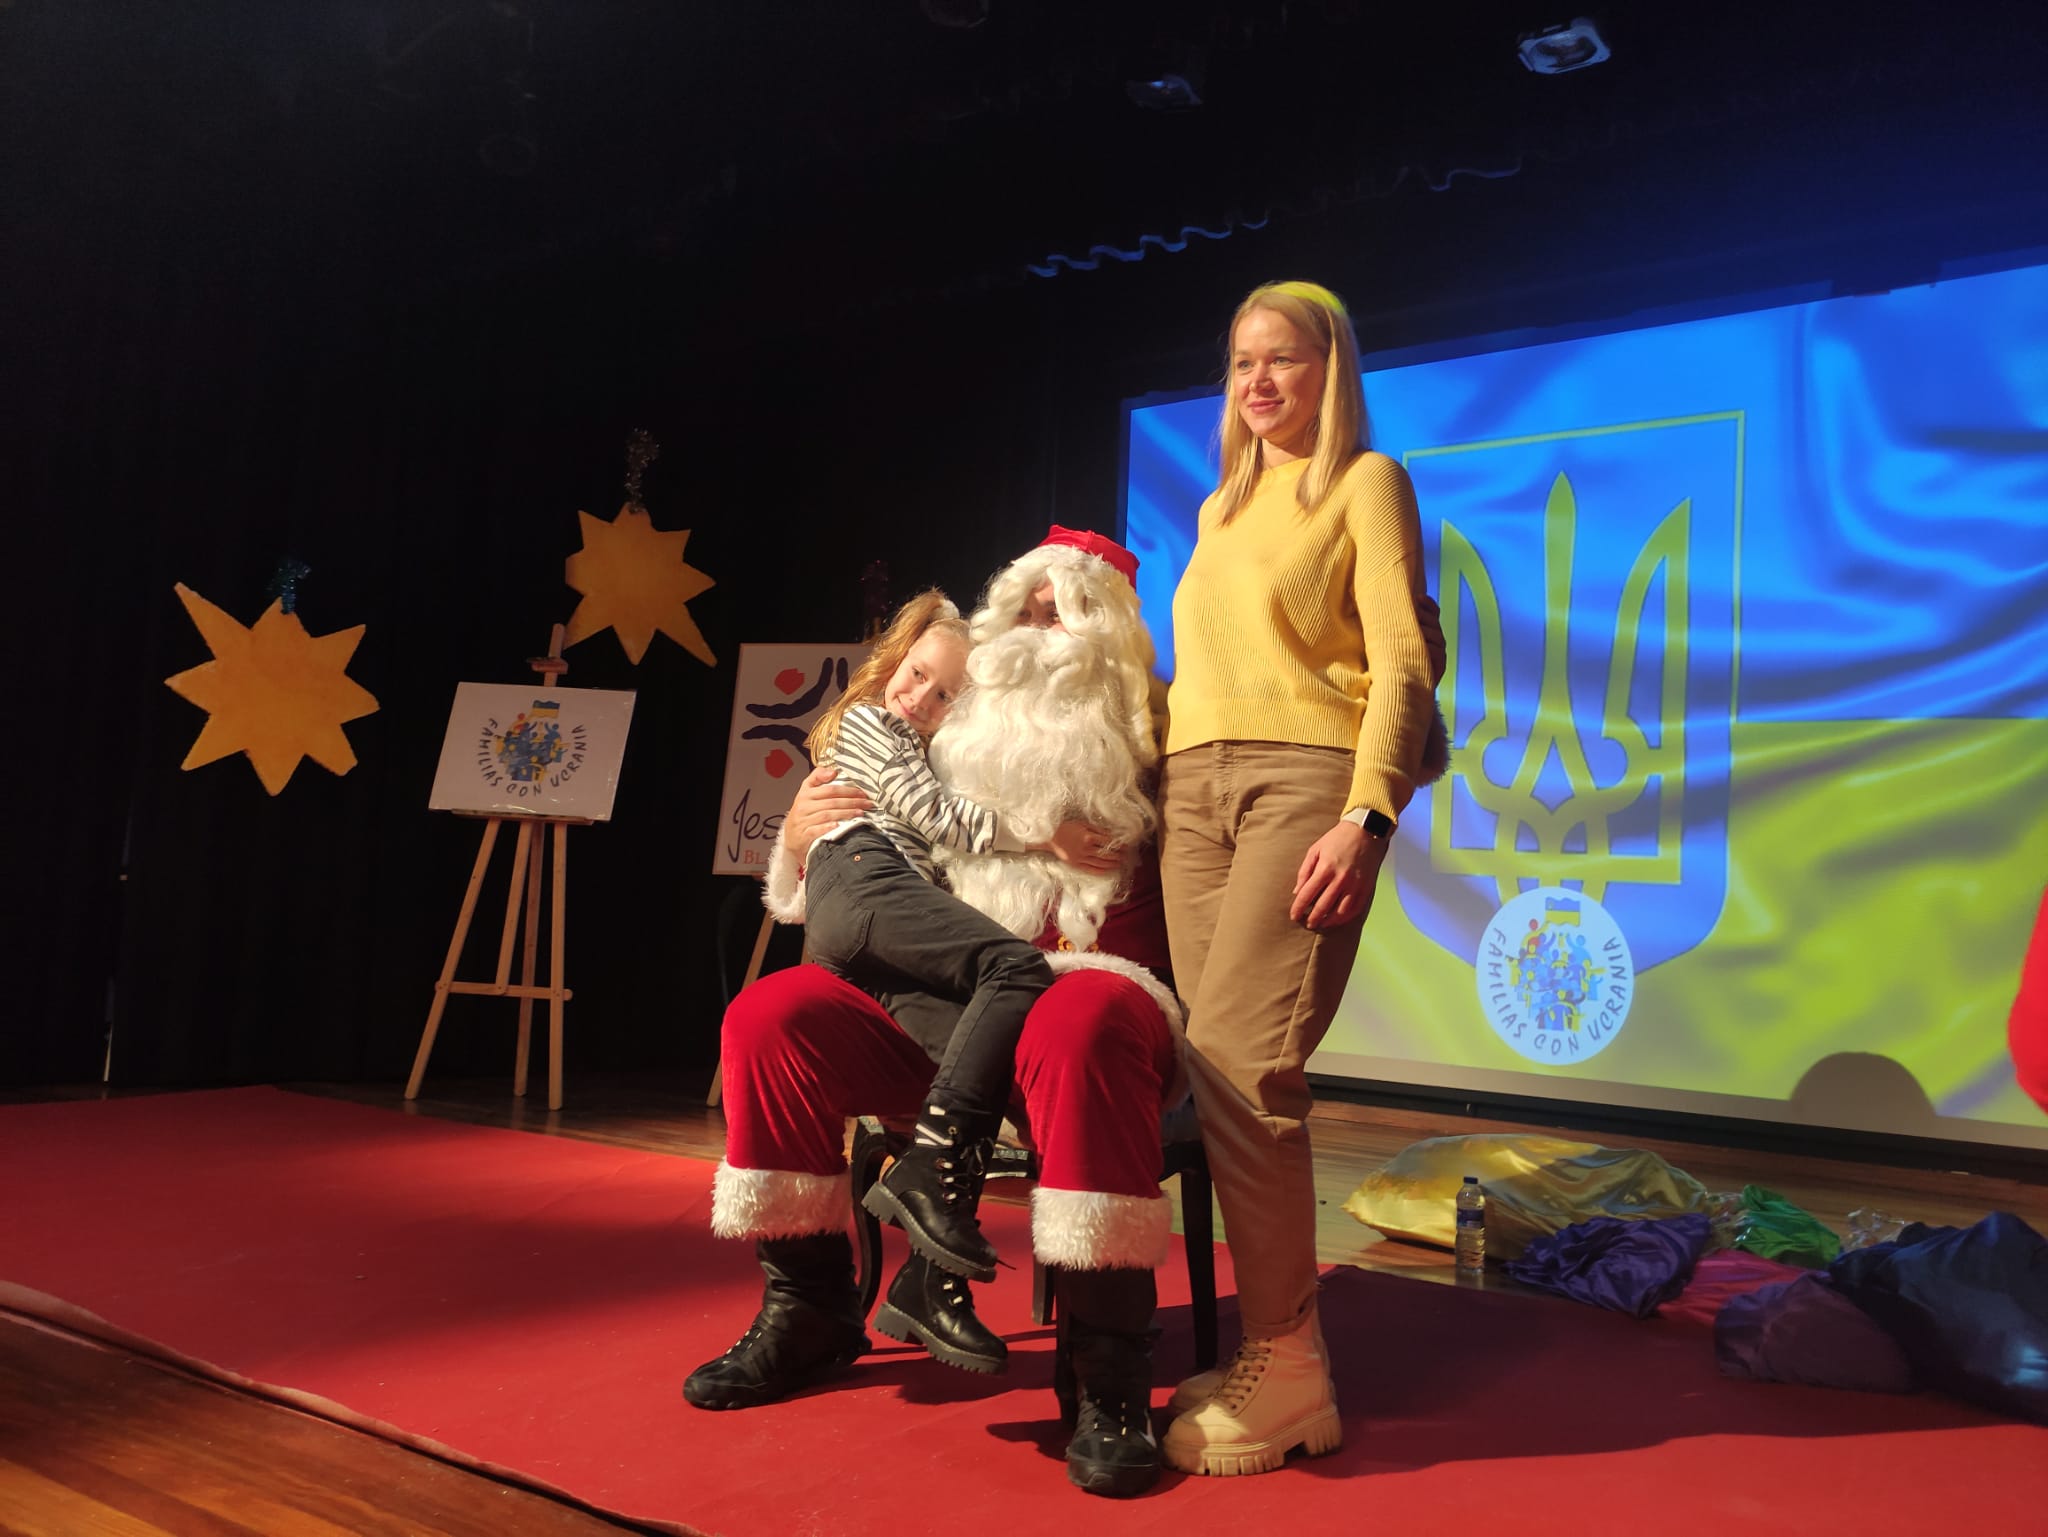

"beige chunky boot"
[1161, 1308, 1340, 1476]
[1166, 1364, 1225, 1416]
[1167, 1310, 1334, 1415]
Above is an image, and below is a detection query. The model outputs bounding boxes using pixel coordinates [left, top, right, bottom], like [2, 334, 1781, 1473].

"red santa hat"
[1039, 525, 1139, 589]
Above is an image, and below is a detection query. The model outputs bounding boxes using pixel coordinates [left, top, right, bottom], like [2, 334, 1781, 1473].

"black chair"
[849, 1108, 1218, 1372]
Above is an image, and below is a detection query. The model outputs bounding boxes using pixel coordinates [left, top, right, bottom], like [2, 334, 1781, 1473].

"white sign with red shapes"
[713, 642, 871, 875]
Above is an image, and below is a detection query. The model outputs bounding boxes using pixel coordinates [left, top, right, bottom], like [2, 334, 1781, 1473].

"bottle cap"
[1463, 1175, 1478, 1184]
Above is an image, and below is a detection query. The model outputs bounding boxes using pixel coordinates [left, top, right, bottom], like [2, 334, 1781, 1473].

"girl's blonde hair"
[807, 589, 970, 761]
[1211, 279, 1370, 525]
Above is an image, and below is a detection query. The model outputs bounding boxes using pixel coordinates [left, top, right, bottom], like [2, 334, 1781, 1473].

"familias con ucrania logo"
[475, 699, 591, 798]
[1477, 886, 1636, 1064]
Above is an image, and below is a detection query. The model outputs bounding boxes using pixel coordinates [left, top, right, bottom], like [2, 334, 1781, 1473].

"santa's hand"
[1290, 821, 1388, 930]
[1038, 820, 1122, 875]
[783, 765, 870, 853]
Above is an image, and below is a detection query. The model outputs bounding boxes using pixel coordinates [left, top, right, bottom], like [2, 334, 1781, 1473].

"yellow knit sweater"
[1165, 451, 1436, 823]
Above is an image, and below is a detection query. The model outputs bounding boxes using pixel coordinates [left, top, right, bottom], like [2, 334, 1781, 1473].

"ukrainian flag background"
[1124, 260, 2048, 1145]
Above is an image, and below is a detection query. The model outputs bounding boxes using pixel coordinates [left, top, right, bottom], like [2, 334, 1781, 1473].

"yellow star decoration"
[163, 584, 380, 796]
[563, 503, 717, 666]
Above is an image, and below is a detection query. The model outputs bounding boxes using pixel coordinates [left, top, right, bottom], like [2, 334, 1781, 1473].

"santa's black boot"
[860, 1104, 1000, 1281]
[873, 1252, 1009, 1374]
[683, 1232, 870, 1410]
[1054, 1267, 1161, 1498]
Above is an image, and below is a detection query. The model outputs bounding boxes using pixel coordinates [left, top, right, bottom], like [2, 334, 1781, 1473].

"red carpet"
[1, 1088, 2041, 1537]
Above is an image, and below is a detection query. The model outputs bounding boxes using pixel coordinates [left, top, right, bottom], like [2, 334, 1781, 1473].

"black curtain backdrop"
[13, 3, 2047, 1091]
[12, 221, 1098, 1090]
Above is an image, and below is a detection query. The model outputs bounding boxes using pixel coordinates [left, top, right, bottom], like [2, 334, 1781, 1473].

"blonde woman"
[1160, 280, 1444, 1477]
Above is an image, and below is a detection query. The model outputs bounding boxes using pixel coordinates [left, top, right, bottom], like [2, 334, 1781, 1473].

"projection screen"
[1122, 257, 2048, 1148]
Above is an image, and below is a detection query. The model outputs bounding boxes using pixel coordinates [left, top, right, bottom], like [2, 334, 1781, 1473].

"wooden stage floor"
[4, 1075, 2044, 1535]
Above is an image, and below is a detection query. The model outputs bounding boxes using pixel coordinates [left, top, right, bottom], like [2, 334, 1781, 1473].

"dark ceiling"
[14, 0, 2048, 322]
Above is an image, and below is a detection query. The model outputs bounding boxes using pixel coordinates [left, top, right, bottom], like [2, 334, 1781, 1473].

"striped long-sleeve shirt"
[816, 704, 1024, 880]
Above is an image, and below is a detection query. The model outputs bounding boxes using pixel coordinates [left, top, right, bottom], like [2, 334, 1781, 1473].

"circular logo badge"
[1476, 886, 1635, 1064]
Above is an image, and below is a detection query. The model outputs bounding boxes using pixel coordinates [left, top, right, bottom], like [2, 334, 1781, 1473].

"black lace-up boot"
[873, 1252, 1008, 1374]
[682, 1232, 870, 1410]
[1053, 1267, 1160, 1498]
[859, 1103, 1000, 1281]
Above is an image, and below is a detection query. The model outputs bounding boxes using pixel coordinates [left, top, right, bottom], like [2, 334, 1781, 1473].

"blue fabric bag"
[1826, 1211, 2048, 1424]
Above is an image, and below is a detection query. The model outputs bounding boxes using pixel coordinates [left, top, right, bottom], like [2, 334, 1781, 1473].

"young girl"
[797, 590, 1099, 1289]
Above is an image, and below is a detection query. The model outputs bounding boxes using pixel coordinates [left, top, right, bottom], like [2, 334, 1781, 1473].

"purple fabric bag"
[1715, 1273, 1915, 1394]
[1503, 1212, 1714, 1318]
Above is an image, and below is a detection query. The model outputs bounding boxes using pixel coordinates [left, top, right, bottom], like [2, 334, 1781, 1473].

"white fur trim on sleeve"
[710, 1159, 846, 1239]
[1032, 1186, 1173, 1270]
[761, 833, 807, 925]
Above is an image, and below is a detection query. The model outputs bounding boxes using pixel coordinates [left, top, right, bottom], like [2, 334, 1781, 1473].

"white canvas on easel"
[429, 682, 637, 821]
[411, 675, 636, 1111]
[711, 642, 871, 875]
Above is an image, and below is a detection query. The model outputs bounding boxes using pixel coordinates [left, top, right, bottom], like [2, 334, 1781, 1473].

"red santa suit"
[2010, 887, 2048, 1114]
[716, 527, 1183, 1272]
[716, 854, 1180, 1269]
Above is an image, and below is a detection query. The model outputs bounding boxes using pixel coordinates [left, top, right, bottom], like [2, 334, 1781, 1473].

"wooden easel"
[406, 627, 585, 1111]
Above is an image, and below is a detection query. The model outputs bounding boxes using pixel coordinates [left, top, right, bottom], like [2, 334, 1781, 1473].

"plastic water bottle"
[1455, 1176, 1486, 1274]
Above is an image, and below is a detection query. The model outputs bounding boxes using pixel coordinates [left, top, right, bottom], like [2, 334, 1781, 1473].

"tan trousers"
[1158, 742, 1377, 1339]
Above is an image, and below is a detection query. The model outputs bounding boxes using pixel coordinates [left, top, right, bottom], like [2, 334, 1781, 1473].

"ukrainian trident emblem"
[1394, 415, 1741, 1051]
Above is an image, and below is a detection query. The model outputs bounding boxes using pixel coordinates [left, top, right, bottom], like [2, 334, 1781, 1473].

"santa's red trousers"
[715, 962, 1178, 1269]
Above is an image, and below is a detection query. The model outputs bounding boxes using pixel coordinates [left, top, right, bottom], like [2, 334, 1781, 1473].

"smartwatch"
[1343, 807, 1396, 839]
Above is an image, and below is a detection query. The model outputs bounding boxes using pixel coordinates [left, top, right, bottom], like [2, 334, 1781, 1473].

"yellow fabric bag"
[1342, 1133, 1712, 1260]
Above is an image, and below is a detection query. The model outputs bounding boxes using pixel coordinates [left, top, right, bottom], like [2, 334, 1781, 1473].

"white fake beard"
[929, 624, 1157, 952]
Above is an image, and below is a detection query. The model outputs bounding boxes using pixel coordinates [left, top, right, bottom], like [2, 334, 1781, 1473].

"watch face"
[1364, 810, 1396, 839]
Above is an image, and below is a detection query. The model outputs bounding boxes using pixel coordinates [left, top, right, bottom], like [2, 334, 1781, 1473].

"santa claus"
[934, 526, 1163, 955]
[689, 527, 1183, 1500]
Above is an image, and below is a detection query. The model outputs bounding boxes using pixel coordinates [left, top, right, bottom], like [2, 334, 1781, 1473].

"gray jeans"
[805, 826, 1052, 1123]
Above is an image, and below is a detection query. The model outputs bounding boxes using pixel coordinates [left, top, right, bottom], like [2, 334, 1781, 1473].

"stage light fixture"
[1517, 16, 1611, 75]
[921, 0, 990, 28]
[1126, 72, 1203, 110]
[1124, 43, 1206, 111]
